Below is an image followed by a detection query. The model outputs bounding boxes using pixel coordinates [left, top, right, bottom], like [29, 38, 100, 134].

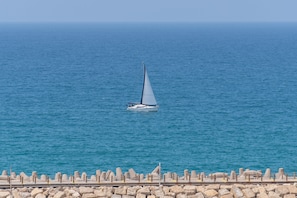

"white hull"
[127, 104, 158, 112]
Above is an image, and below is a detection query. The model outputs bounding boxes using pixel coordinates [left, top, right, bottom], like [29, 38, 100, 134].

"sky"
[1, 0, 297, 23]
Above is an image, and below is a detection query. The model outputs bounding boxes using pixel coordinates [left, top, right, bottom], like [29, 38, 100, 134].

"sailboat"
[127, 63, 159, 112]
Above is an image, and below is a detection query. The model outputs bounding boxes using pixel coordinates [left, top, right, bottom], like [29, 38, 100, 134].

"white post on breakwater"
[159, 162, 161, 187]
[9, 166, 12, 197]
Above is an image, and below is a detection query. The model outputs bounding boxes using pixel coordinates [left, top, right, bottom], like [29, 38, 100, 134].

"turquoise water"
[1, 23, 297, 176]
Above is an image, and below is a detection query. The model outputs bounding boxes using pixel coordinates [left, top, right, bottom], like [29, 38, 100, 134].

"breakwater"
[1, 167, 297, 197]
[1, 183, 297, 198]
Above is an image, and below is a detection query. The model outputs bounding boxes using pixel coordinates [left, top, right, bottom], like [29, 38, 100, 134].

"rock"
[139, 174, 144, 180]
[17, 191, 31, 198]
[20, 172, 30, 182]
[231, 185, 243, 198]
[221, 193, 233, 198]
[252, 187, 259, 194]
[79, 187, 94, 194]
[18, 187, 29, 192]
[94, 188, 106, 197]
[196, 186, 205, 193]
[196, 173, 204, 181]
[95, 170, 101, 177]
[184, 169, 189, 179]
[67, 189, 77, 195]
[191, 170, 197, 179]
[257, 192, 269, 198]
[35, 194, 46, 198]
[112, 195, 122, 198]
[74, 171, 80, 179]
[265, 184, 278, 191]
[187, 193, 204, 198]
[31, 188, 43, 197]
[195, 192, 205, 198]
[212, 172, 228, 178]
[258, 187, 267, 194]
[153, 187, 165, 197]
[233, 184, 245, 189]
[0, 191, 10, 198]
[268, 191, 281, 198]
[242, 188, 255, 198]
[203, 189, 218, 198]
[72, 192, 81, 198]
[263, 168, 271, 179]
[81, 172, 88, 181]
[243, 170, 262, 177]
[127, 186, 141, 196]
[62, 174, 68, 182]
[163, 186, 174, 196]
[184, 185, 197, 195]
[147, 195, 156, 198]
[287, 185, 297, 194]
[114, 186, 127, 195]
[109, 172, 115, 182]
[176, 194, 187, 198]
[106, 187, 114, 197]
[53, 191, 66, 198]
[128, 168, 138, 180]
[164, 172, 172, 181]
[55, 172, 61, 181]
[88, 175, 96, 182]
[1, 170, 8, 176]
[138, 186, 151, 195]
[276, 168, 285, 179]
[124, 172, 129, 180]
[275, 186, 289, 195]
[149, 186, 158, 193]
[218, 188, 230, 196]
[206, 184, 220, 190]
[239, 168, 244, 176]
[284, 194, 296, 198]
[11, 190, 19, 198]
[39, 175, 47, 182]
[48, 188, 58, 197]
[165, 191, 176, 197]
[220, 185, 232, 190]
[122, 195, 135, 198]
[82, 193, 97, 198]
[136, 194, 147, 198]
[151, 165, 160, 175]
[116, 167, 123, 181]
[230, 171, 236, 180]
[170, 185, 184, 194]
[100, 172, 107, 181]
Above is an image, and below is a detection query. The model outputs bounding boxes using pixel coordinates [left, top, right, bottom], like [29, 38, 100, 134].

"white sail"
[141, 66, 157, 105]
[127, 63, 158, 112]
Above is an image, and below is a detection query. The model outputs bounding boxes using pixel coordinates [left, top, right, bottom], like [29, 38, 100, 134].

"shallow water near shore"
[1, 23, 297, 176]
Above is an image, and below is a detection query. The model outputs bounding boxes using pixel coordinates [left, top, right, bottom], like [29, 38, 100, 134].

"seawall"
[1, 184, 297, 198]
[1, 167, 297, 197]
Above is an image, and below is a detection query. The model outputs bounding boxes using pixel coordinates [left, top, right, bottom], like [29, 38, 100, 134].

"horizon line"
[1, 21, 297, 24]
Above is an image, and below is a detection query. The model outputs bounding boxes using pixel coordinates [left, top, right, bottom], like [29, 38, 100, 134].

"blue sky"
[1, 0, 297, 22]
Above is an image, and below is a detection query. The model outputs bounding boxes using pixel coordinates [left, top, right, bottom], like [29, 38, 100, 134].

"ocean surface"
[1, 23, 297, 177]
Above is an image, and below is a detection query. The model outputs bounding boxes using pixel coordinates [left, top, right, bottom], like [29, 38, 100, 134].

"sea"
[1, 23, 297, 177]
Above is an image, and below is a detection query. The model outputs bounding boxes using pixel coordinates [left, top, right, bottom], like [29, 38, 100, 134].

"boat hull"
[127, 104, 159, 112]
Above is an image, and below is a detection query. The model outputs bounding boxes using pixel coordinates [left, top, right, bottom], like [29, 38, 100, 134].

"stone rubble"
[0, 184, 296, 198]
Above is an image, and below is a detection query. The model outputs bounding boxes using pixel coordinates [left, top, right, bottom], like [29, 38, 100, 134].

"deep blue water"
[1, 23, 297, 177]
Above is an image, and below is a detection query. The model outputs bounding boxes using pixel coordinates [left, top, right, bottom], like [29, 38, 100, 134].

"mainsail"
[141, 65, 157, 106]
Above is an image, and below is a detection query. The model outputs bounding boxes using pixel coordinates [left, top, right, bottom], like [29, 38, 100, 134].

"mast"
[140, 63, 146, 104]
[139, 62, 157, 106]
